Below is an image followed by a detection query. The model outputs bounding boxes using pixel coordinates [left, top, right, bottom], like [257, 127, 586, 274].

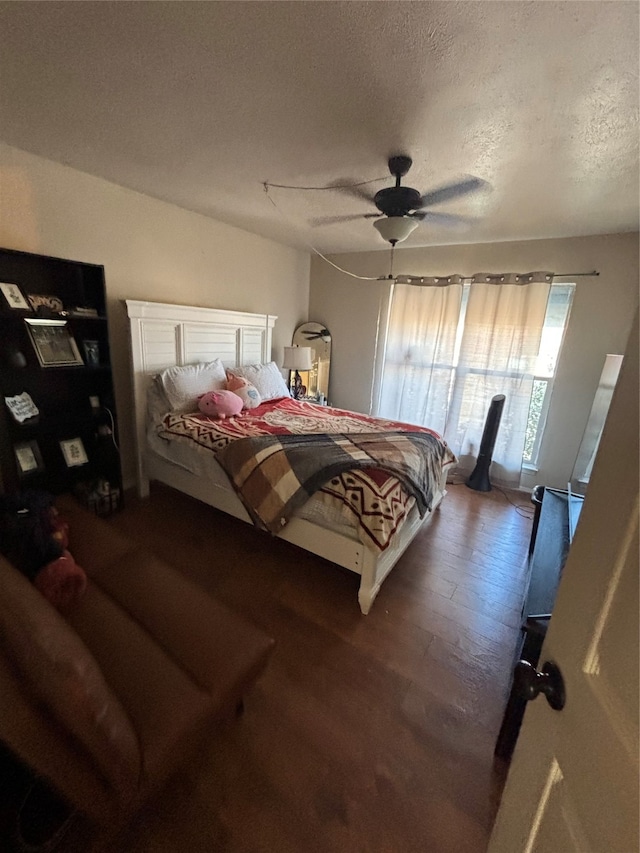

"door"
[489, 311, 639, 853]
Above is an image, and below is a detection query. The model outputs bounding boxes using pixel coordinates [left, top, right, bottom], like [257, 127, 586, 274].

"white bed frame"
[125, 300, 445, 614]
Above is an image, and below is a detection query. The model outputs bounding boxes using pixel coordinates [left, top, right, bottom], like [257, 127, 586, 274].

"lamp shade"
[282, 346, 313, 371]
[373, 216, 419, 245]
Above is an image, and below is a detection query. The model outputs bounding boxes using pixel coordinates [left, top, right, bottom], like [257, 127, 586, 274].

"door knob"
[513, 659, 566, 710]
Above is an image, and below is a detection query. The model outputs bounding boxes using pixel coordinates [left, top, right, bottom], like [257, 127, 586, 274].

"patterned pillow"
[158, 360, 227, 412]
[230, 361, 291, 402]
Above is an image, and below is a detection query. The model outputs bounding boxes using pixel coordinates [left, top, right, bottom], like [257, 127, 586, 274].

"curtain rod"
[387, 269, 601, 285]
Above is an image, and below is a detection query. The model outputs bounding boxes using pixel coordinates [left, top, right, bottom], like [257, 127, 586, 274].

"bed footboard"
[145, 449, 448, 615]
[357, 487, 445, 614]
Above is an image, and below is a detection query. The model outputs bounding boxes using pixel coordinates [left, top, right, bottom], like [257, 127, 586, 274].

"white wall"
[310, 233, 639, 490]
[0, 143, 310, 486]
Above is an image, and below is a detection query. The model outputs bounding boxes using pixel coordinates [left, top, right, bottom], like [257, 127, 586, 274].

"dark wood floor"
[91, 482, 532, 852]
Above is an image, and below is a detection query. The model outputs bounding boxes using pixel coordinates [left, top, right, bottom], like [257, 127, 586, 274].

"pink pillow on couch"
[34, 549, 88, 611]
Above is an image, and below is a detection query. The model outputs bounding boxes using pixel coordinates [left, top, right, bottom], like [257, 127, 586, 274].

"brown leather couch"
[0, 494, 274, 835]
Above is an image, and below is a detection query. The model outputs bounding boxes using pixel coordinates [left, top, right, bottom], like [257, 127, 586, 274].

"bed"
[125, 300, 456, 614]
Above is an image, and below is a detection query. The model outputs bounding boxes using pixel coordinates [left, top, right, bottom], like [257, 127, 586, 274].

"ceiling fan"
[313, 155, 489, 245]
[301, 327, 331, 342]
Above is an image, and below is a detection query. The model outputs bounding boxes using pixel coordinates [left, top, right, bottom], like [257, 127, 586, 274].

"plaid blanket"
[215, 430, 450, 535]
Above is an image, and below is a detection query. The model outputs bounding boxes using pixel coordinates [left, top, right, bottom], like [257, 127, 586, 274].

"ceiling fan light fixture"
[373, 216, 419, 245]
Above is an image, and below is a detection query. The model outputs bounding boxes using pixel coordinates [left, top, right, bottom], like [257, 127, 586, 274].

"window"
[451, 283, 574, 469]
[375, 277, 574, 484]
[522, 284, 574, 466]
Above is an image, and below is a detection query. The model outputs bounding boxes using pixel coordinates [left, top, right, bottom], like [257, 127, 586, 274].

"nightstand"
[300, 396, 328, 406]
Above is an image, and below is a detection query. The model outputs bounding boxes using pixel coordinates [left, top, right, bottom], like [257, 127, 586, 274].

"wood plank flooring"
[82, 482, 533, 852]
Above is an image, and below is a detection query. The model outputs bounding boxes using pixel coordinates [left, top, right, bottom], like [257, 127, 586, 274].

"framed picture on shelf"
[25, 318, 84, 367]
[14, 440, 44, 476]
[0, 282, 32, 311]
[60, 437, 89, 467]
[82, 339, 100, 366]
[4, 391, 39, 424]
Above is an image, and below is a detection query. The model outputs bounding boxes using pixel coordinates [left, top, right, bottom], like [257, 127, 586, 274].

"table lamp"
[282, 346, 313, 399]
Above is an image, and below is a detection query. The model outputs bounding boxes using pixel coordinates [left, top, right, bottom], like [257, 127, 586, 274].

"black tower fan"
[466, 394, 506, 492]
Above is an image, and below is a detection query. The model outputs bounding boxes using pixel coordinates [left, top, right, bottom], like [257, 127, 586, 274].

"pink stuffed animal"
[225, 373, 262, 410]
[198, 390, 243, 419]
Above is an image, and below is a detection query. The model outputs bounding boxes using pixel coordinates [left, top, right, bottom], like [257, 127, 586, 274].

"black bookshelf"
[0, 247, 122, 514]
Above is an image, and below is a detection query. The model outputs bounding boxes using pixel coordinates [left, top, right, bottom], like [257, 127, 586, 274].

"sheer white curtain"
[374, 271, 553, 486]
[375, 279, 463, 434]
[445, 274, 552, 485]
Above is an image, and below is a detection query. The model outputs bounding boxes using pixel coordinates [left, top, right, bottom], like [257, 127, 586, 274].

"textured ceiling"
[0, 1, 638, 253]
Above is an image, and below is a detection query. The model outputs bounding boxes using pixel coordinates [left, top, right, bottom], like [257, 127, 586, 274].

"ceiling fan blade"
[326, 177, 379, 204]
[310, 212, 377, 227]
[303, 327, 330, 336]
[410, 211, 478, 227]
[418, 176, 489, 209]
[332, 185, 376, 204]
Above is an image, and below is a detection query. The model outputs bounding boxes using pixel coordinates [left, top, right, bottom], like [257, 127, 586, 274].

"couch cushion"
[0, 555, 141, 802]
[88, 547, 275, 718]
[64, 582, 217, 788]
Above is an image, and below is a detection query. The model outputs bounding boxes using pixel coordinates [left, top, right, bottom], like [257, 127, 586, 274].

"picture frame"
[25, 318, 84, 368]
[82, 339, 100, 367]
[4, 391, 39, 424]
[60, 437, 89, 467]
[14, 440, 44, 476]
[0, 282, 32, 311]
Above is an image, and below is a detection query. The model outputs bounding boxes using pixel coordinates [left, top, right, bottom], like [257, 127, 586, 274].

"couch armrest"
[0, 554, 141, 824]
[0, 661, 118, 825]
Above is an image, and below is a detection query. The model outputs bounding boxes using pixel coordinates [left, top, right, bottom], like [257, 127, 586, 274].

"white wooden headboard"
[125, 300, 277, 489]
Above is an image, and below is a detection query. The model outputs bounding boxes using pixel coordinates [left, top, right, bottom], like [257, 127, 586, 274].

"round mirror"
[292, 322, 331, 403]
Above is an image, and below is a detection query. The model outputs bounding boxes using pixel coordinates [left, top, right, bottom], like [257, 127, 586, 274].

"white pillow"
[158, 360, 227, 412]
[230, 361, 291, 402]
[147, 376, 171, 424]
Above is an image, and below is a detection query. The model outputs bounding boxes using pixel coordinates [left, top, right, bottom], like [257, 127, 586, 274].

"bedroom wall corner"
[0, 142, 311, 488]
